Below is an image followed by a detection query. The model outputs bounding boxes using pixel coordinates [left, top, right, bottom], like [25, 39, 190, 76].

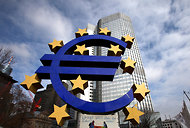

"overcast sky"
[0, 0, 190, 119]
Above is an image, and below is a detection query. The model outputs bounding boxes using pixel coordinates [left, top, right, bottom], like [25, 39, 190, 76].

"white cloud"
[2, 43, 38, 77]
[1, 41, 51, 89]
[144, 30, 190, 117]
[145, 63, 165, 83]
[10, 0, 73, 42]
[8, 43, 31, 59]
[2, 0, 74, 86]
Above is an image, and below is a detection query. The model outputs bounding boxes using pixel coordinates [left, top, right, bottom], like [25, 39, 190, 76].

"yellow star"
[99, 27, 111, 36]
[123, 104, 144, 125]
[75, 28, 88, 38]
[120, 57, 136, 74]
[20, 74, 43, 94]
[74, 44, 89, 55]
[49, 104, 71, 126]
[121, 34, 135, 49]
[107, 44, 122, 56]
[48, 39, 64, 53]
[70, 75, 88, 95]
[132, 83, 150, 102]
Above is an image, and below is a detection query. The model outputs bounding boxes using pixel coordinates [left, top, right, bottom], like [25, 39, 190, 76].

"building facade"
[162, 120, 182, 128]
[87, 13, 154, 127]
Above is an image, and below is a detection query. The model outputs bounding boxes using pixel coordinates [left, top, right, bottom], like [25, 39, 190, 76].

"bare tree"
[138, 111, 156, 128]
[10, 85, 32, 115]
[0, 46, 15, 66]
[0, 84, 32, 127]
[131, 109, 162, 128]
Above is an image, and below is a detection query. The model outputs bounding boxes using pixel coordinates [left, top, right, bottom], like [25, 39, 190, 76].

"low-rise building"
[162, 119, 182, 128]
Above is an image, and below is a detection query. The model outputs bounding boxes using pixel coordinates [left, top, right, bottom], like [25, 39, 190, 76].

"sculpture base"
[78, 113, 119, 128]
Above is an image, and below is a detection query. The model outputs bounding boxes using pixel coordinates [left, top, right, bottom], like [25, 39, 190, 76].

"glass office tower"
[87, 13, 154, 127]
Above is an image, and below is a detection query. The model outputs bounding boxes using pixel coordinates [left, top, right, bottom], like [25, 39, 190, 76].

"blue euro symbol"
[36, 35, 134, 114]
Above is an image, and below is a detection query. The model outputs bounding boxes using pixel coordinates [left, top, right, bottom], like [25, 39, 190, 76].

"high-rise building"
[86, 13, 154, 127]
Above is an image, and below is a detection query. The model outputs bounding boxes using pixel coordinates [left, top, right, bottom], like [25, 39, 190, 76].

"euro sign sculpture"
[21, 27, 150, 126]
